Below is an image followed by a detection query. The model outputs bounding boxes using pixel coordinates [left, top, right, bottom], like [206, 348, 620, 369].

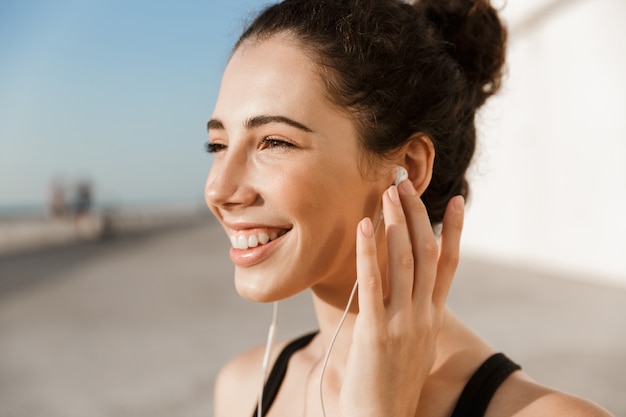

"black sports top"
[252, 332, 521, 417]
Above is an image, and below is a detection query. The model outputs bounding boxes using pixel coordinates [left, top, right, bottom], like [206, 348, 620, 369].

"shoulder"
[213, 344, 264, 417]
[213, 339, 290, 417]
[520, 391, 614, 417]
[487, 371, 614, 417]
[439, 312, 613, 417]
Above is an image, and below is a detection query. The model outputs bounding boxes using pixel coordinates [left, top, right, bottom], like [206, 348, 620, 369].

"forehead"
[214, 36, 329, 120]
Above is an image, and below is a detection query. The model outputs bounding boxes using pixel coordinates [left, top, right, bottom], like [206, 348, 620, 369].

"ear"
[403, 133, 434, 196]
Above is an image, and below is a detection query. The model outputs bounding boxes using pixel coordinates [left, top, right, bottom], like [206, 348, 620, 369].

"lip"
[229, 229, 290, 267]
[222, 220, 292, 267]
[222, 220, 290, 232]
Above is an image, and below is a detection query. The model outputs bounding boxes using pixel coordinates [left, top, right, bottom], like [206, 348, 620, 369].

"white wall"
[463, 0, 626, 286]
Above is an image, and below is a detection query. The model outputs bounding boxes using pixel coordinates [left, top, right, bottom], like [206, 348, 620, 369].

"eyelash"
[205, 137, 295, 153]
[261, 137, 295, 149]
[205, 142, 226, 153]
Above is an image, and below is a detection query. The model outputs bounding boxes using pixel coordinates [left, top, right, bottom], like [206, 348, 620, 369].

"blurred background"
[1, 0, 624, 416]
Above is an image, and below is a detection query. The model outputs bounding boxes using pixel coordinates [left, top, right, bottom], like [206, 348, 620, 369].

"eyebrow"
[207, 115, 313, 133]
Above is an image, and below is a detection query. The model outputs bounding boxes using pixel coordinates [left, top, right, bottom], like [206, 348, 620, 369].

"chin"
[233, 267, 302, 303]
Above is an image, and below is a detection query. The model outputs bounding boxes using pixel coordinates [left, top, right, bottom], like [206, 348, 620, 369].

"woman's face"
[205, 36, 391, 303]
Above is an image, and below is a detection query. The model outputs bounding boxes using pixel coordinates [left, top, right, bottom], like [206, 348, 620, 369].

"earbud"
[394, 166, 409, 186]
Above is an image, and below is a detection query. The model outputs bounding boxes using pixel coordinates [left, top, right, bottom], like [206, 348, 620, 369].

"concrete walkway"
[0, 220, 623, 416]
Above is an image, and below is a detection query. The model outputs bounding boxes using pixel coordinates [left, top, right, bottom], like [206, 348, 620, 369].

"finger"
[433, 195, 464, 307]
[356, 217, 384, 319]
[382, 185, 415, 310]
[397, 180, 439, 305]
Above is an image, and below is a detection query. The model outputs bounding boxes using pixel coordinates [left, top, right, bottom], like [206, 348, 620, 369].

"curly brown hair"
[235, 0, 507, 224]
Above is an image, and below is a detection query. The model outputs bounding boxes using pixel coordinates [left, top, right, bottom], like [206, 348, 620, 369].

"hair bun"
[415, 0, 507, 109]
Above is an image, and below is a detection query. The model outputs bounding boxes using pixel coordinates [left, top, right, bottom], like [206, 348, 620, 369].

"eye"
[205, 142, 227, 153]
[261, 137, 295, 149]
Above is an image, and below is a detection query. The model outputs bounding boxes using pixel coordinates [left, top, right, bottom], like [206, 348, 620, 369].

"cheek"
[283, 162, 373, 246]
[278, 161, 348, 214]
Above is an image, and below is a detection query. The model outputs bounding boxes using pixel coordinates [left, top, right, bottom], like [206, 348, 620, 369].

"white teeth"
[231, 230, 284, 249]
[247, 235, 259, 248]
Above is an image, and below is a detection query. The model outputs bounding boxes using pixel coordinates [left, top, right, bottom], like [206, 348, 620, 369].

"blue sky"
[0, 0, 270, 208]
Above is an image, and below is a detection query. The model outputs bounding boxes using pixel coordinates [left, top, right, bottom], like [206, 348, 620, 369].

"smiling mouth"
[229, 228, 289, 250]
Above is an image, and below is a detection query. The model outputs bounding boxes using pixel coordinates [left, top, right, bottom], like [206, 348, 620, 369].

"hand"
[340, 180, 465, 417]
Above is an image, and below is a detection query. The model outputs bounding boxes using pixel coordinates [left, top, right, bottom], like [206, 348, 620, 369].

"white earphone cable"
[258, 301, 279, 417]
[318, 278, 358, 417]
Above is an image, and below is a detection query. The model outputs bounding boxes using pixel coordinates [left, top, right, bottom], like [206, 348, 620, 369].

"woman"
[204, 0, 613, 416]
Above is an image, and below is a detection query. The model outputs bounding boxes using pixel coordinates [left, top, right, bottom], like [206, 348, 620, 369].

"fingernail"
[399, 180, 417, 196]
[387, 186, 401, 206]
[360, 217, 374, 237]
[453, 195, 465, 211]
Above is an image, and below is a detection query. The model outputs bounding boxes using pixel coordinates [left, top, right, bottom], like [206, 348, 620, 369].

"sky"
[0, 0, 272, 209]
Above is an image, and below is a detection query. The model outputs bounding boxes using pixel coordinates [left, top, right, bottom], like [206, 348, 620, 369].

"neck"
[306, 219, 390, 397]
[309, 279, 359, 380]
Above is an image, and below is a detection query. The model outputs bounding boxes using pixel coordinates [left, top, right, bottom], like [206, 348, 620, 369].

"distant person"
[204, 1, 613, 416]
[73, 180, 92, 218]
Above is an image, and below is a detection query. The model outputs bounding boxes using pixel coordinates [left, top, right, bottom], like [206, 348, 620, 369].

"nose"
[205, 150, 258, 212]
